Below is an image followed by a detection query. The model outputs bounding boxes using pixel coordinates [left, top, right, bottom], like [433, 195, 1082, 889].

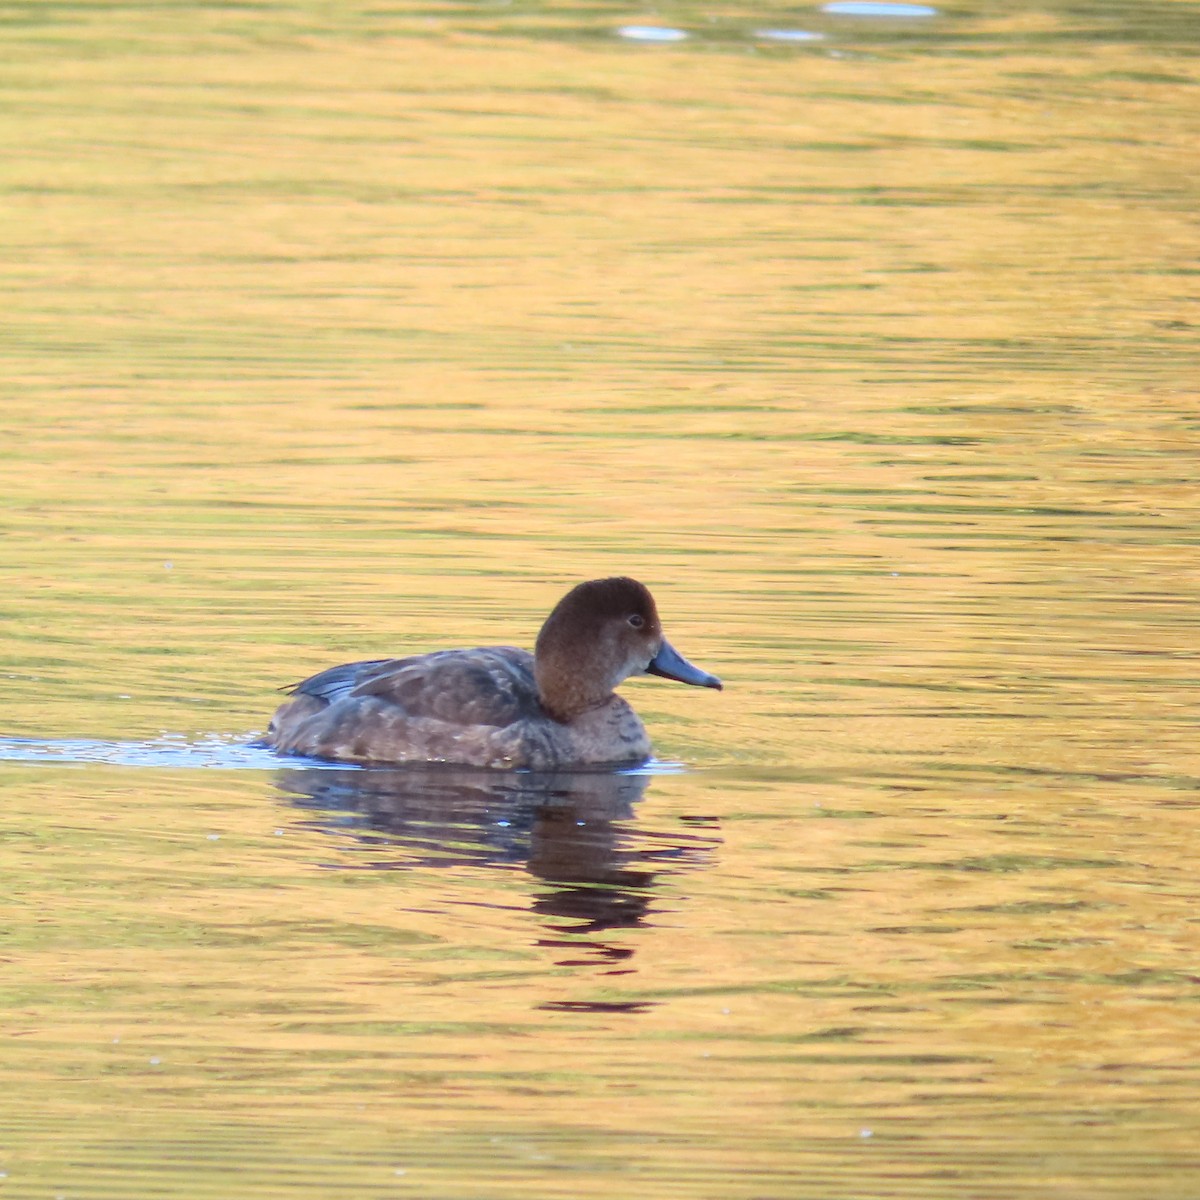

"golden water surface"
[2, 1, 1199, 1196]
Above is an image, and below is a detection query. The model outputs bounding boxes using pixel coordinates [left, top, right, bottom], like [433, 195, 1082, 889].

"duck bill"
[646, 639, 723, 691]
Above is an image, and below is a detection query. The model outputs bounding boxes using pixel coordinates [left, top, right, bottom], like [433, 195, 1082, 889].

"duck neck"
[535, 667, 613, 724]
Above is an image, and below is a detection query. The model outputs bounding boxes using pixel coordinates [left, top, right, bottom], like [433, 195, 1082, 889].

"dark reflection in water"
[274, 767, 720, 1001]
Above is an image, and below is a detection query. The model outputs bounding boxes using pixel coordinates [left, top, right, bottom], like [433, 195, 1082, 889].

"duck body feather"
[267, 646, 652, 770]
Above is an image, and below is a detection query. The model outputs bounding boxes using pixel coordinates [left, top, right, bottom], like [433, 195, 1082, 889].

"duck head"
[534, 576, 722, 722]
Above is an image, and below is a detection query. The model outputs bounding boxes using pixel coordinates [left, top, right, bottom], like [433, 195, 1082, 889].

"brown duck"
[265, 577, 722, 769]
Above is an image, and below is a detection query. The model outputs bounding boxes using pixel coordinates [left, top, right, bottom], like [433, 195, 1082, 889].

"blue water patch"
[0, 734, 688, 775]
[754, 28, 826, 41]
[616, 25, 689, 42]
[0, 734, 311, 770]
[822, 1, 937, 15]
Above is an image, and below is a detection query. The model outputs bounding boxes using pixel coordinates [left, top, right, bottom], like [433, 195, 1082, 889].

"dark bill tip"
[646, 639, 723, 691]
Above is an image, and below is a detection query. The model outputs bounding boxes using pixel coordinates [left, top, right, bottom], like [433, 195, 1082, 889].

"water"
[3, 0, 1199, 1195]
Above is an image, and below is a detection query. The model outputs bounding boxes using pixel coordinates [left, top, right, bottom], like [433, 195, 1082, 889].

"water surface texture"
[2, 0, 1199, 1196]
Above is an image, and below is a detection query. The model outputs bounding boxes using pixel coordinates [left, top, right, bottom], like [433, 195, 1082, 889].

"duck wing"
[286, 659, 392, 706]
[291, 647, 540, 729]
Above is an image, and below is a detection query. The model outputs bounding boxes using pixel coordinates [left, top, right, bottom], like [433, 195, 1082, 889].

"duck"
[264, 576, 722, 770]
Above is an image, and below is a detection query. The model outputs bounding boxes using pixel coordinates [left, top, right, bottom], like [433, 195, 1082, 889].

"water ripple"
[0, 736, 690, 774]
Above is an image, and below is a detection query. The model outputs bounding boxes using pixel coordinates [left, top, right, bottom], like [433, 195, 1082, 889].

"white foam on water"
[616, 25, 689, 42]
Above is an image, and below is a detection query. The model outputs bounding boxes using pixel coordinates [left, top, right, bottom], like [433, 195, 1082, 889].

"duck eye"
[628, 614, 645, 629]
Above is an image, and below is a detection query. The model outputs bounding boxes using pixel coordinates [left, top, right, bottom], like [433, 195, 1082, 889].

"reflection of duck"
[277, 765, 650, 871]
[274, 766, 720, 951]
[265, 578, 721, 769]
